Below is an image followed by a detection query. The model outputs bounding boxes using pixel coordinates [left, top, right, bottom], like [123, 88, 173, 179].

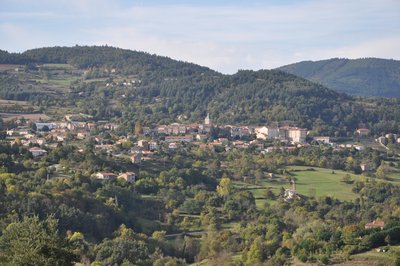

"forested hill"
[0, 46, 216, 77]
[2, 46, 400, 136]
[278, 58, 400, 98]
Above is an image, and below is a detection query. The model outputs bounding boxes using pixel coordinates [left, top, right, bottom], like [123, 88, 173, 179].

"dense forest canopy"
[278, 58, 400, 98]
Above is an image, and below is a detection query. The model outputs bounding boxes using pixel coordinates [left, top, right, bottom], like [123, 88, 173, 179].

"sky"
[1, 0, 399, 74]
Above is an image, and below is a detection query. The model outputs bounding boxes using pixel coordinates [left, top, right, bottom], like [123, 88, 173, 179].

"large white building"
[255, 126, 307, 143]
[255, 126, 279, 140]
[287, 127, 307, 143]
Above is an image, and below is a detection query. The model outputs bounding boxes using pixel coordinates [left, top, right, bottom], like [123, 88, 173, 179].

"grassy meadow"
[234, 165, 400, 209]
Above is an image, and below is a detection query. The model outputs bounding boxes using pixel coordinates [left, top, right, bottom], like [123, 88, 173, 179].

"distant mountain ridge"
[278, 58, 400, 98]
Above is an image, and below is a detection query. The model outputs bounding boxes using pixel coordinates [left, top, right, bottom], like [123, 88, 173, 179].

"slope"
[1, 46, 400, 136]
[278, 58, 400, 97]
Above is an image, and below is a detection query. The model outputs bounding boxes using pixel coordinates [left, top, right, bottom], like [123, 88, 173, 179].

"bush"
[319, 255, 329, 265]
[298, 254, 308, 263]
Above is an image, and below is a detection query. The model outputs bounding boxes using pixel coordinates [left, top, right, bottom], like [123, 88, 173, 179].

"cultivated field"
[0, 64, 22, 71]
[0, 113, 50, 122]
[0, 99, 30, 106]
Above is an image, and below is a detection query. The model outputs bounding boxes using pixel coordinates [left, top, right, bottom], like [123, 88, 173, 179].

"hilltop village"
[4, 112, 395, 183]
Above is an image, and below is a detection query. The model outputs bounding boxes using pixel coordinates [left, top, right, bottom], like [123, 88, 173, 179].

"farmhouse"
[29, 147, 47, 157]
[96, 172, 117, 181]
[365, 219, 385, 230]
[313, 136, 330, 144]
[118, 172, 136, 182]
[356, 128, 370, 136]
[360, 163, 371, 172]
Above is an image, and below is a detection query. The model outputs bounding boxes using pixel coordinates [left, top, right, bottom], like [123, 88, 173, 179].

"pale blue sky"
[1, 0, 399, 73]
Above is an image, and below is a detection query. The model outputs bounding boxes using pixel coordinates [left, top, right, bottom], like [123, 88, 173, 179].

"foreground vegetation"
[0, 135, 399, 265]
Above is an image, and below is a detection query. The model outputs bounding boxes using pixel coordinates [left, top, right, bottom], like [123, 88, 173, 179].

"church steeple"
[204, 113, 211, 125]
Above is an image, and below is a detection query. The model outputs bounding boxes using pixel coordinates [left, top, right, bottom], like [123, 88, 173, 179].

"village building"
[76, 131, 89, 140]
[198, 123, 211, 134]
[131, 153, 142, 164]
[287, 127, 307, 143]
[168, 142, 180, 151]
[56, 134, 66, 142]
[196, 134, 208, 141]
[29, 147, 47, 157]
[354, 145, 365, 151]
[118, 172, 136, 182]
[313, 136, 330, 144]
[284, 179, 297, 201]
[230, 126, 250, 138]
[36, 122, 57, 131]
[264, 146, 297, 153]
[165, 135, 193, 143]
[204, 113, 212, 125]
[7, 127, 31, 136]
[157, 125, 168, 134]
[96, 172, 117, 181]
[255, 126, 279, 140]
[130, 146, 144, 154]
[24, 133, 36, 139]
[360, 163, 371, 172]
[356, 128, 370, 136]
[30, 138, 46, 146]
[138, 140, 149, 150]
[232, 141, 248, 148]
[365, 219, 385, 230]
[149, 141, 159, 151]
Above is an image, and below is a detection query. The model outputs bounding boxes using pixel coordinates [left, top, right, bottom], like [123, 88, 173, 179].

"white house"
[288, 127, 307, 143]
[29, 147, 47, 157]
[96, 172, 117, 180]
[313, 136, 330, 144]
[36, 122, 57, 131]
[255, 126, 279, 140]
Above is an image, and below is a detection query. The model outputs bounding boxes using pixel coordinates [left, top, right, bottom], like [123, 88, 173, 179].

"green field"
[36, 75, 79, 88]
[235, 166, 375, 208]
[349, 245, 400, 266]
[41, 63, 74, 70]
[283, 166, 363, 201]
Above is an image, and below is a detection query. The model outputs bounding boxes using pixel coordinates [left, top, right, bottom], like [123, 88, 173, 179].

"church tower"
[204, 113, 212, 125]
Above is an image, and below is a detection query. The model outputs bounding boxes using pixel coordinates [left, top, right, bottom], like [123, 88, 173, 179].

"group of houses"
[95, 172, 136, 182]
[7, 113, 389, 176]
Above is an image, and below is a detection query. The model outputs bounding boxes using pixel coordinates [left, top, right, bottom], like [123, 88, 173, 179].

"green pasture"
[41, 63, 74, 69]
[349, 245, 400, 266]
[235, 166, 369, 207]
[283, 166, 363, 201]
